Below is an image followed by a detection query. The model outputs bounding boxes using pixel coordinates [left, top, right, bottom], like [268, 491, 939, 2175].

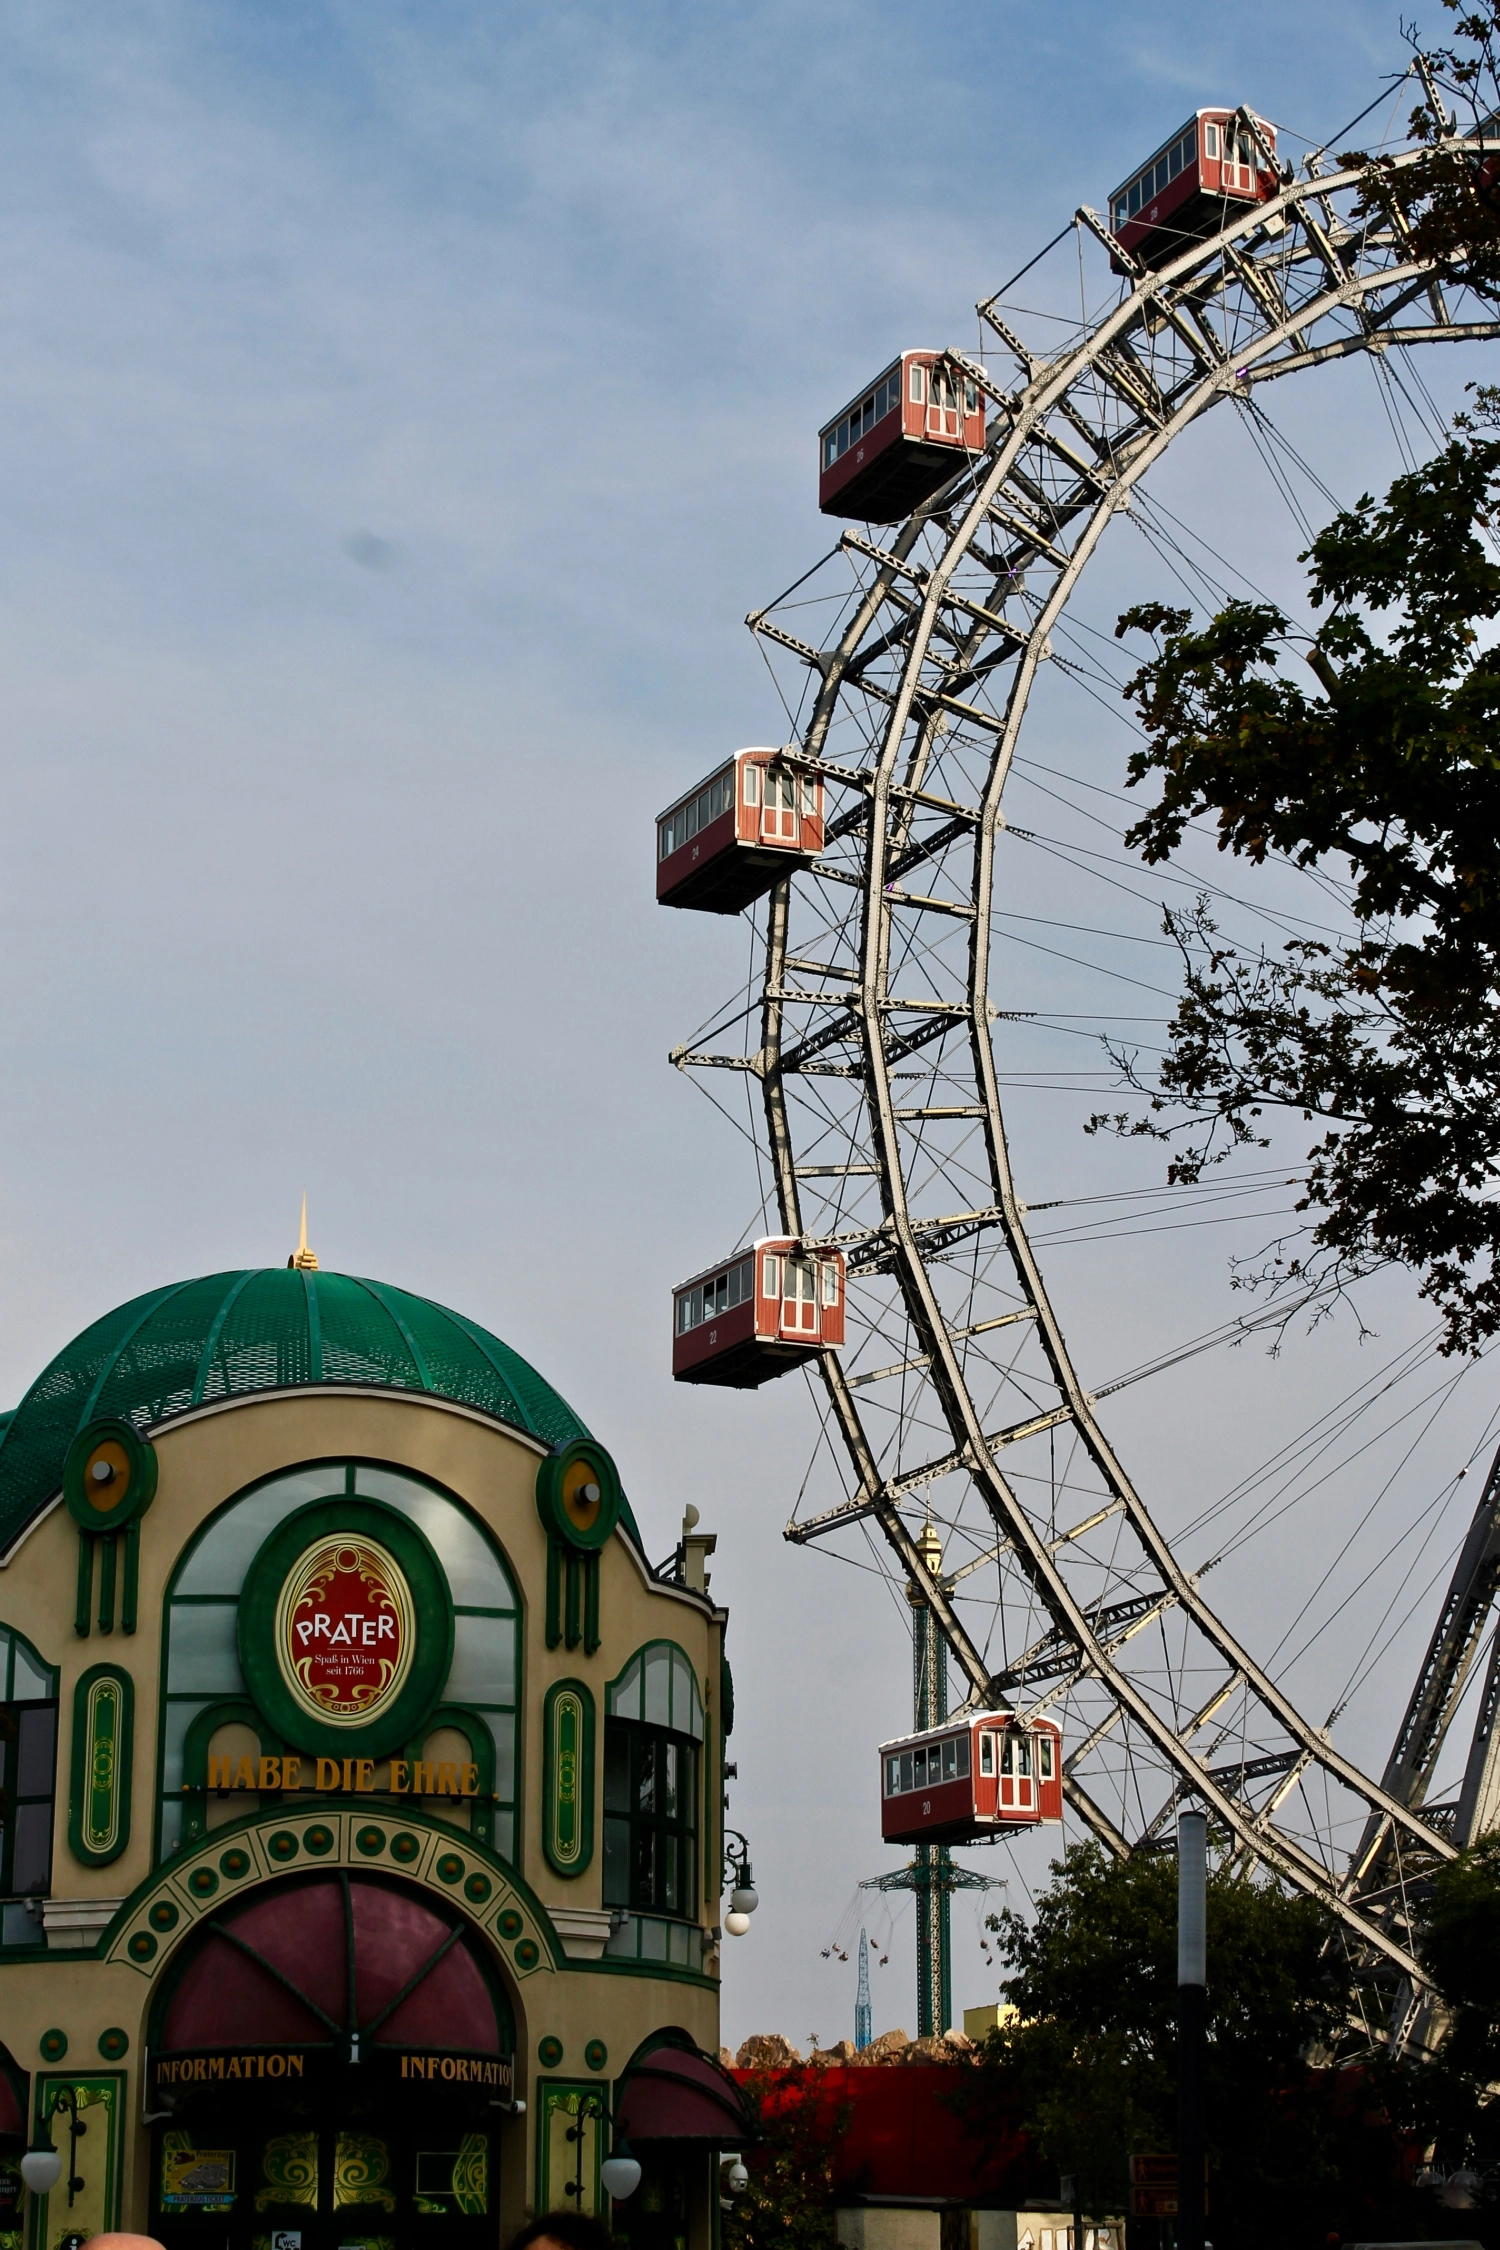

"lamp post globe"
[728, 1882, 758, 1916]
[21, 2148, 63, 2196]
[724, 1910, 751, 1936]
[601, 2156, 642, 2201]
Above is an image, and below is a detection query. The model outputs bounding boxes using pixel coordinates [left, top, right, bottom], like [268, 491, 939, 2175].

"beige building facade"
[0, 1263, 738, 2250]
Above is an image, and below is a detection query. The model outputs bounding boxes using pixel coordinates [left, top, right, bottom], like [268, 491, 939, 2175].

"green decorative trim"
[181, 1700, 289, 1844]
[535, 1439, 622, 1555]
[536, 2080, 603, 2218]
[542, 1680, 595, 1878]
[31, 2071, 125, 2244]
[68, 1663, 134, 1866]
[584, 2039, 607, 2072]
[721, 1651, 735, 1738]
[97, 2028, 128, 2060]
[63, 1419, 158, 1535]
[38, 2030, 66, 2062]
[99, 1802, 584, 1985]
[577, 1952, 719, 1992]
[237, 1496, 454, 1759]
[537, 2036, 564, 2068]
[545, 1541, 602, 1656]
[405, 1703, 497, 1848]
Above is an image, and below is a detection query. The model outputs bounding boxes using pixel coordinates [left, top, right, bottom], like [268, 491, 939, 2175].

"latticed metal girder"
[673, 114, 1500, 1991]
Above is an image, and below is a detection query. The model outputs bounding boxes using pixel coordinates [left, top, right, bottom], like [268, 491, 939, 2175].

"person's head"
[510, 2213, 614, 2250]
[83, 2236, 167, 2250]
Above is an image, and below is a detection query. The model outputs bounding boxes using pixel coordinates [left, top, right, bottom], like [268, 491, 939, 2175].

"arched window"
[158, 1462, 519, 1862]
[603, 1644, 704, 1967]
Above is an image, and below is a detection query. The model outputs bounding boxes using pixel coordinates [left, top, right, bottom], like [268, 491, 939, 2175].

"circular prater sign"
[275, 1535, 416, 1726]
[238, 1495, 454, 1758]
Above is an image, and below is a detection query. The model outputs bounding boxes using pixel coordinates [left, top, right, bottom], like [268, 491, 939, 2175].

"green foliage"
[954, 1843, 1383, 2248]
[719, 2069, 849, 2250]
[1095, 420, 1500, 1351]
[1380, 1835, 1500, 2168]
[1351, 5, 1500, 296]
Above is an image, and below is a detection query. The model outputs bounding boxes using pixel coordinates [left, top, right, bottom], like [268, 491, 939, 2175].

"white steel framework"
[673, 102, 1500, 1999]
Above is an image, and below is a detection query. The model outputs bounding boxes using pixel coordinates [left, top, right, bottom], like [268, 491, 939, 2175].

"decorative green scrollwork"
[452, 2134, 489, 2216]
[333, 2133, 396, 2211]
[254, 2131, 319, 2211]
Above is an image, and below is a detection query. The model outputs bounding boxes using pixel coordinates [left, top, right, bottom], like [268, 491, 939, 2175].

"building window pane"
[0, 1698, 56, 1911]
[601, 1716, 697, 1919]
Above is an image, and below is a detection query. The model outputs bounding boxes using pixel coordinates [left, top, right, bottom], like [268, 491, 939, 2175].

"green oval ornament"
[237, 1496, 453, 1760]
[535, 1439, 622, 1554]
[63, 1418, 158, 1533]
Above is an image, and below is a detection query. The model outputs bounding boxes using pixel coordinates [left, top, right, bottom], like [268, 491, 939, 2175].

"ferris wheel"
[663, 73, 1500, 2023]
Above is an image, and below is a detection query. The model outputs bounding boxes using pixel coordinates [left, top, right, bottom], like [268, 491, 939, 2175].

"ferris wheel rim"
[717, 121, 1500, 1991]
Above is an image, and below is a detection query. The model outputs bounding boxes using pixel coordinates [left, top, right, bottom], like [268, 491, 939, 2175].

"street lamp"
[724, 1830, 759, 1938]
[564, 2089, 641, 2206]
[21, 2088, 86, 2205]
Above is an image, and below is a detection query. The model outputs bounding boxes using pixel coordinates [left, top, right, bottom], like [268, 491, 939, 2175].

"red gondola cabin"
[673, 1239, 846, 1387]
[819, 351, 985, 523]
[1109, 110, 1279, 271]
[880, 1712, 1063, 1846]
[657, 749, 825, 914]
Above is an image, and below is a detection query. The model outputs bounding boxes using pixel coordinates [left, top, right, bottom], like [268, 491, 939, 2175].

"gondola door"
[998, 1730, 1034, 1816]
[761, 767, 797, 845]
[926, 367, 960, 440]
[782, 1258, 817, 1338]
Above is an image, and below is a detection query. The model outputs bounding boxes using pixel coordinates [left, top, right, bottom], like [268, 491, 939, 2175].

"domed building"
[0, 1248, 746, 2250]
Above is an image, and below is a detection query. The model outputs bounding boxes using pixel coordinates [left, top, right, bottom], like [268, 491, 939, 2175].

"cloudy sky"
[0, 0, 1495, 2048]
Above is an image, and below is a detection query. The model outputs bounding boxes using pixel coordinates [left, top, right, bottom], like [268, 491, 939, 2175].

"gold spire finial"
[288, 1193, 319, 1272]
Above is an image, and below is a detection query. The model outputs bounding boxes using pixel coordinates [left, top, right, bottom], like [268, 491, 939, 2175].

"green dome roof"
[0, 1268, 620, 1555]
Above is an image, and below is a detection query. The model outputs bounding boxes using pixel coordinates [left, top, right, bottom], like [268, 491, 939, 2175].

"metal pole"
[911, 1523, 951, 2037]
[1177, 1807, 1206, 2250]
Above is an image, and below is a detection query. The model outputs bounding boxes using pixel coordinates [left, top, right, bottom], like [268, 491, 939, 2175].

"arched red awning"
[614, 2047, 755, 2147]
[161, 1875, 505, 2054]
